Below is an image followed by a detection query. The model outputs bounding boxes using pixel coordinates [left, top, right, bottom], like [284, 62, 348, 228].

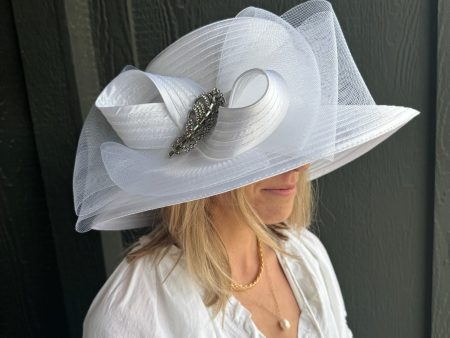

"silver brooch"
[169, 88, 225, 157]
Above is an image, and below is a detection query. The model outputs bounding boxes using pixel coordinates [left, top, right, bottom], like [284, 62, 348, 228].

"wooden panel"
[64, 0, 101, 117]
[88, 0, 135, 87]
[318, 1, 434, 337]
[432, 0, 450, 336]
[128, 0, 302, 69]
[0, 1, 68, 336]
[10, 1, 106, 337]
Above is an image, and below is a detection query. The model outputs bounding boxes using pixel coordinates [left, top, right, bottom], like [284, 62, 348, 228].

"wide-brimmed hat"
[73, 0, 419, 232]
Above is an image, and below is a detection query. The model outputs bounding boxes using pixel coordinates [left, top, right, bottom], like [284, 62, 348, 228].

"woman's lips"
[262, 185, 297, 196]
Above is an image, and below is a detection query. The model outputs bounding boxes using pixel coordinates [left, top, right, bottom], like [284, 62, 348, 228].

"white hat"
[73, 0, 419, 232]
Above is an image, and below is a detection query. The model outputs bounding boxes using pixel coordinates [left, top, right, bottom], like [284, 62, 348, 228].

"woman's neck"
[209, 194, 260, 283]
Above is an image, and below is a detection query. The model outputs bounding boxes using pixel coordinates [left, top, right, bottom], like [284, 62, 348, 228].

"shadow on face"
[209, 164, 310, 225]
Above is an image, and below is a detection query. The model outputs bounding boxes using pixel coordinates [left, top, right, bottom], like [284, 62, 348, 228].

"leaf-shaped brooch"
[169, 88, 225, 157]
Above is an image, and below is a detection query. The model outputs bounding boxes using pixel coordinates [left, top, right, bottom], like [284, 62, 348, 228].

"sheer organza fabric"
[73, 0, 419, 232]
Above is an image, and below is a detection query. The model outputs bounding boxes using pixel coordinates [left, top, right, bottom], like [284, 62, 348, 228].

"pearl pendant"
[279, 319, 291, 330]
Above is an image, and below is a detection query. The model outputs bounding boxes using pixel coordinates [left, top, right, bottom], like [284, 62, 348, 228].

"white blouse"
[83, 229, 353, 337]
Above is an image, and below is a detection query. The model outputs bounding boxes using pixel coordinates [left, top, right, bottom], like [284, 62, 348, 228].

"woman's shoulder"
[82, 244, 166, 337]
[82, 240, 204, 337]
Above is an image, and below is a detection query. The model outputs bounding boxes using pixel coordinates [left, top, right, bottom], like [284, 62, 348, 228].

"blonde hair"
[127, 169, 314, 315]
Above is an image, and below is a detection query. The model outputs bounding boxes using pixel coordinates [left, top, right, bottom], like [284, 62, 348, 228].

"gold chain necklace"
[231, 237, 264, 291]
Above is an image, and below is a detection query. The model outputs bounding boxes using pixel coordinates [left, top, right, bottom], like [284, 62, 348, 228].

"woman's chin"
[260, 207, 294, 224]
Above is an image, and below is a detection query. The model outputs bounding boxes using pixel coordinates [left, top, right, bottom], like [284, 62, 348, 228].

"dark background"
[1, 0, 449, 337]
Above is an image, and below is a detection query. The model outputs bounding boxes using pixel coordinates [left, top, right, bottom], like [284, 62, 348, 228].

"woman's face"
[244, 164, 310, 224]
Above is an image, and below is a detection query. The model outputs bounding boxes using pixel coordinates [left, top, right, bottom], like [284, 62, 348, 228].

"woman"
[74, 1, 419, 337]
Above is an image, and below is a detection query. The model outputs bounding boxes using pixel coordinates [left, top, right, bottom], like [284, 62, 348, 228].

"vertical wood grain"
[10, 1, 106, 337]
[88, 0, 135, 87]
[128, 0, 302, 69]
[0, 1, 68, 336]
[64, 0, 101, 117]
[318, 1, 434, 337]
[432, 0, 450, 336]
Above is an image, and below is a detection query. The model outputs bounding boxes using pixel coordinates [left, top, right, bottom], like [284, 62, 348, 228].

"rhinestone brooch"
[169, 88, 225, 157]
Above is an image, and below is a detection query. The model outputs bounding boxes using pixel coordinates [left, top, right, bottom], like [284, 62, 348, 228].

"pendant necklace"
[230, 238, 292, 331]
[266, 265, 292, 331]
